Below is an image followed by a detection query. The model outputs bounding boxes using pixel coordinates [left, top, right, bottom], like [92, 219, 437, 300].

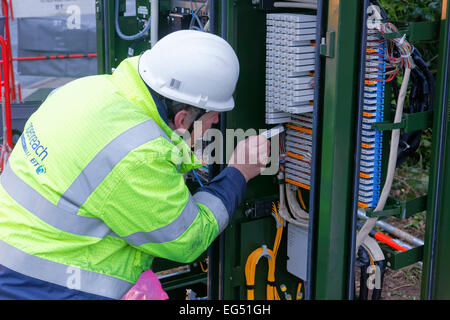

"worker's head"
[138, 30, 240, 114]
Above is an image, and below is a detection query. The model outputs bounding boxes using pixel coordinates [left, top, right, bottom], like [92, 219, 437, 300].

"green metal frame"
[313, 0, 362, 299]
[421, 0, 450, 300]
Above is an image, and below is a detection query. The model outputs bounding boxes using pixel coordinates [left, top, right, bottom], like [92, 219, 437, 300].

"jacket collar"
[110, 56, 201, 172]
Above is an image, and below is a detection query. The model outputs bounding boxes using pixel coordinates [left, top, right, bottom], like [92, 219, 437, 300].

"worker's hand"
[228, 135, 270, 182]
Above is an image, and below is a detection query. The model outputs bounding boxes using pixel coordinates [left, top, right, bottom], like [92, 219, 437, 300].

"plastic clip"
[256, 245, 273, 265]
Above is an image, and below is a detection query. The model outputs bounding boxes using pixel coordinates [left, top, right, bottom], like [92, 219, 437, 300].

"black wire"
[369, 1, 435, 167]
[397, 49, 434, 167]
[357, 247, 371, 300]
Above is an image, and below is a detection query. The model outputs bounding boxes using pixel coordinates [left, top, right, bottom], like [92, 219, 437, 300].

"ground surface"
[357, 135, 429, 300]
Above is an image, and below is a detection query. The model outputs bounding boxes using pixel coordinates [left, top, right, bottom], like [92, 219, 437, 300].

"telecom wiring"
[277, 172, 309, 228]
[357, 67, 412, 251]
[357, 222, 408, 252]
[356, 16, 415, 251]
[369, 0, 434, 167]
[115, 0, 152, 41]
[285, 185, 309, 221]
[192, 169, 204, 187]
[297, 189, 307, 211]
[244, 202, 284, 300]
[189, 0, 207, 31]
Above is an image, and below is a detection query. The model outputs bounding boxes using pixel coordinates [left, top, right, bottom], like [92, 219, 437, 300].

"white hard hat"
[138, 30, 240, 112]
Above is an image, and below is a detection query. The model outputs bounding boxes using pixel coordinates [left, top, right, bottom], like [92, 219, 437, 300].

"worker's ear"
[173, 109, 191, 131]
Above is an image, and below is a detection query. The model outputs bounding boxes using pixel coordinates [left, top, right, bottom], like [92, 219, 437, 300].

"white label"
[124, 0, 137, 17]
[137, 6, 148, 16]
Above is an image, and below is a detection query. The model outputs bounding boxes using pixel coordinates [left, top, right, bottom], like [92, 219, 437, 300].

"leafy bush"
[378, 0, 441, 65]
[378, 0, 441, 22]
[376, 1, 439, 198]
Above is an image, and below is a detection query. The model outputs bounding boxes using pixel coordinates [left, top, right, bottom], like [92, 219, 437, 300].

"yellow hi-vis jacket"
[0, 56, 231, 299]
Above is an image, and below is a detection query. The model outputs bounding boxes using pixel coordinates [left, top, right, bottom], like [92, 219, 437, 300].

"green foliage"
[377, 0, 441, 65]
[378, 0, 441, 22]
[377, 2, 437, 204]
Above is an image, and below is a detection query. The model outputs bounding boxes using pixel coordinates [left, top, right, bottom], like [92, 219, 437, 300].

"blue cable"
[192, 169, 204, 187]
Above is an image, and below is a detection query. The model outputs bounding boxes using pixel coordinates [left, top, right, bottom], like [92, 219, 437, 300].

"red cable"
[374, 232, 408, 252]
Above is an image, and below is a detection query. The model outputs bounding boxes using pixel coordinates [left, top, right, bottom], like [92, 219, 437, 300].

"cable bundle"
[244, 202, 284, 300]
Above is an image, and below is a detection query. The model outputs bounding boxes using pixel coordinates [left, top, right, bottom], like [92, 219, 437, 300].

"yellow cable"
[296, 282, 303, 300]
[199, 260, 208, 273]
[245, 247, 275, 300]
[244, 202, 284, 301]
[267, 202, 283, 300]
[297, 189, 307, 211]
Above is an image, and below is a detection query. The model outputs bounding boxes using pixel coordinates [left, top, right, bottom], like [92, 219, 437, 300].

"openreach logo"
[21, 122, 49, 175]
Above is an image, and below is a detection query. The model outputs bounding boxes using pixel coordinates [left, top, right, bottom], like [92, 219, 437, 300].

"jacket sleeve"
[195, 166, 247, 222]
[100, 153, 235, 263]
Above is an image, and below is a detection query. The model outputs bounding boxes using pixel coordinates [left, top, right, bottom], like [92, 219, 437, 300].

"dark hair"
[166, 100, 196, 123]
[149, 87, 205, 125]
[165, 98, 206, 127]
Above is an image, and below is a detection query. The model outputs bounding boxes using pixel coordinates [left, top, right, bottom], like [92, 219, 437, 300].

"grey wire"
[115, 0, 151, 41]
[189, 1, 207, 31]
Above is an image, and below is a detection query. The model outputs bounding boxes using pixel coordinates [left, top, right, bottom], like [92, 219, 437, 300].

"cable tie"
[266, 281, 276, 287]
[397, 34, 406, 46]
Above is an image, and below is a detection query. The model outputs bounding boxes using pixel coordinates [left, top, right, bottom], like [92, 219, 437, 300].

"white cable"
[356, 67, 412, 251]
[277, 173, 308, 228]
[285, 185, 309, 220]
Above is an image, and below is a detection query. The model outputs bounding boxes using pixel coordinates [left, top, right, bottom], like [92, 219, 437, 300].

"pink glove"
[121, 270, 169, 300]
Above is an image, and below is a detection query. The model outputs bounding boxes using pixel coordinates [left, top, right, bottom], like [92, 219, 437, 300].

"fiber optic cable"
[192, 169, 204, 187]
[244, 202, 284, 301]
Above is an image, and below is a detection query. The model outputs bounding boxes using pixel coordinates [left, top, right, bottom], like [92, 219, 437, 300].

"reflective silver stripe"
[58, 119, 169, 213]
[0, 239, 133, 299]
[193, 191, 229, 234]
[0, 119, 201, 246]
[1, 163, 113, 238]
[122, 194, 199, 246]
[1, 166, 203, 244]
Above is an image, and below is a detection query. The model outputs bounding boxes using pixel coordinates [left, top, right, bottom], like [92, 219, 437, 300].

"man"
[0, 30, 269, 299]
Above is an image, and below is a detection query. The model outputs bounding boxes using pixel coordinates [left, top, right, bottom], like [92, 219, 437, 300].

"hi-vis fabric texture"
[0, 56, 231, 299]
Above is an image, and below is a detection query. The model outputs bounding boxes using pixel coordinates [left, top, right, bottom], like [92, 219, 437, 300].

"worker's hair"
[164, 97, 206, 128]
[166, 100, 198, 123]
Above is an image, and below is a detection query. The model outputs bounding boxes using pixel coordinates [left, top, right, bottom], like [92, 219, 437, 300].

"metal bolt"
[252, 0, 260, 5]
